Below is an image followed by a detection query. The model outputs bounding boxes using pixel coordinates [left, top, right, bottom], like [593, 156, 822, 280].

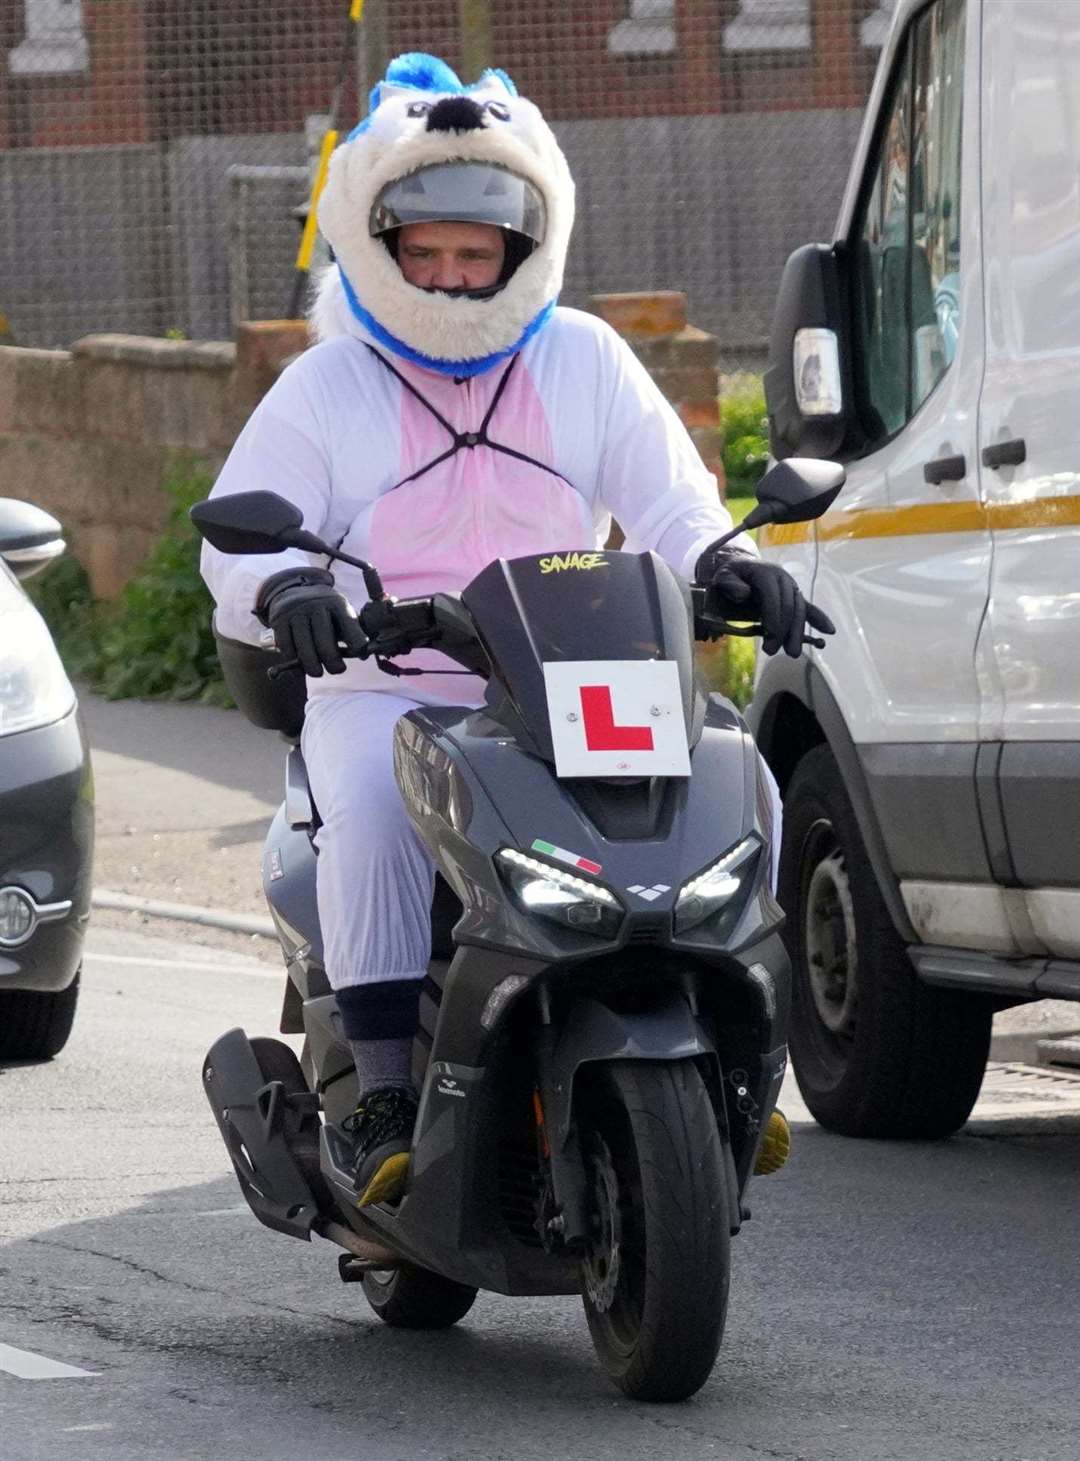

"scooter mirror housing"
[189, 490, 327, 556]
[739, 458, 845, 533]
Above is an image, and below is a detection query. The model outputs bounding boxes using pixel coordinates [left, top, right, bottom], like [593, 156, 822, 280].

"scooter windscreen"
[459, 550, 698, 766]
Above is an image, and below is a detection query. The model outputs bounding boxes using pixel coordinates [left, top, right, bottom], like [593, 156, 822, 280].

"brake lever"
[266, 639, 368, 681]
[696, 616, 824, 650]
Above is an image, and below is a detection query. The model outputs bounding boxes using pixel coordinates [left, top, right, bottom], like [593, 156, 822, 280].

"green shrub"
[26, 551, 101, 677]
[720, 373, 769, 497]
[32, 457, 232, 706]
[696, 634, 756, 710]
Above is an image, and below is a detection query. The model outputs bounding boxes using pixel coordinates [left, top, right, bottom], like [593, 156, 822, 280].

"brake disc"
[581, 1133, 622, 1312]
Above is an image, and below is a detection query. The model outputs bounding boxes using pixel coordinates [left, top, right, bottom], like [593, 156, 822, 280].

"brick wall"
[590, 290, 725, 489]
[0, 333, 239, 597]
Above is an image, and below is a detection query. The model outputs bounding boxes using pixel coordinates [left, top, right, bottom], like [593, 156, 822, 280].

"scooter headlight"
[674, 836, 762, 936]
[496, 848, 623, 939]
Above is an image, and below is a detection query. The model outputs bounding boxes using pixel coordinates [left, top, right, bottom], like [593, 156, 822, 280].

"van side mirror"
[764, 243, 851, 461]
[0, 498, 66, 580]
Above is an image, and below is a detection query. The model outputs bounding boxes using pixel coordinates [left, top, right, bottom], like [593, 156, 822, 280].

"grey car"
[0, 499, 93, 1060]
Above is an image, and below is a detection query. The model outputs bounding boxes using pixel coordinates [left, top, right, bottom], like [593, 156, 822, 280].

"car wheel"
[779, 746, 991, 1138]
[0, 969, 80, 1061]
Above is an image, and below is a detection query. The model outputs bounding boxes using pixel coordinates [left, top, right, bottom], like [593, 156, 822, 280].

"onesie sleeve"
[592, 325, 756, 580]
[200, 358, 334, 646]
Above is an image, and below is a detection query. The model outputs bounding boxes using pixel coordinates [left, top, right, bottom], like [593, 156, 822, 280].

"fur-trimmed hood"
[313, 53, 575, 376]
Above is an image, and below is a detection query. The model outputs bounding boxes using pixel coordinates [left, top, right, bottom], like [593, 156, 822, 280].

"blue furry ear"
[384, 52, 464, 95]
[473, 67, 517, 98]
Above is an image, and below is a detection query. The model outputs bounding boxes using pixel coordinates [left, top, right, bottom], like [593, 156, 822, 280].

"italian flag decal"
[531, 839, 602, 877]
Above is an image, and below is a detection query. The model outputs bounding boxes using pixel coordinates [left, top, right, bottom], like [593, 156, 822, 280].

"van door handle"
[981, 438, 1027, 470]
[923, 453, 967, 485]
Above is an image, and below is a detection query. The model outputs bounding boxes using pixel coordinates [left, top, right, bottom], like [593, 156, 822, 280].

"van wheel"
[779, 746, 991, 1138]
[0, 971, 80, 1061]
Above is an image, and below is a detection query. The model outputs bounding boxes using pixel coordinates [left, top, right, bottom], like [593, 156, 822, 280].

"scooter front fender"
[547, 992, 716, 1151]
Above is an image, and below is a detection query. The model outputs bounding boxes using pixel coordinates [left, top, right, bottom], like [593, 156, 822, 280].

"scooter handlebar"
[690, 585, 825, 651]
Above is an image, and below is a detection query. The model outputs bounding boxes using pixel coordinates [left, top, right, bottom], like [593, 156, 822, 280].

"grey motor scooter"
[190, 458, 842, 1401]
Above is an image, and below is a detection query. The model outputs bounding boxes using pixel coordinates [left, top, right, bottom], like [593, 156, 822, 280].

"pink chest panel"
[364, 356, 594, 599]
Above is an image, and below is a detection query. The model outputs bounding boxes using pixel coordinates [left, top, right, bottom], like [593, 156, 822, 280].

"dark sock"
[348, 1036, 414, 1099]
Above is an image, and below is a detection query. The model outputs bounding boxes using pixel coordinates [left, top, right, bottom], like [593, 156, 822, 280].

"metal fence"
[0, 0, 897, 366]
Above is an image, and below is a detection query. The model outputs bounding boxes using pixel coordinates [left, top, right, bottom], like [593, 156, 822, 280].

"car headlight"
[0, 573, 75, 736]
[674, 836, 762, 936]
[496, 848, 623, 939]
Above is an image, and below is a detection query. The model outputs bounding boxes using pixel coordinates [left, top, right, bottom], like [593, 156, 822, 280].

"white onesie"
[200, 307, 775, 996]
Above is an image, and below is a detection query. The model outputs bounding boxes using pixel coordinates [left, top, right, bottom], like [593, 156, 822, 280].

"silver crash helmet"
[369, 161, 547, 245]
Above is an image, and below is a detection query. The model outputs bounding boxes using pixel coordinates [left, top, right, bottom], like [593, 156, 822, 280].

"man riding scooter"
[200, 51, 832, 1208]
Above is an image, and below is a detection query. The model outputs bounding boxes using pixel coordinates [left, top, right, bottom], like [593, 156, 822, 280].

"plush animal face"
[315, 53, 575, 373]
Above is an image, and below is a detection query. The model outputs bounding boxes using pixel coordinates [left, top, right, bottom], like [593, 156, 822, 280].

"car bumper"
[0, 705, 93, 993]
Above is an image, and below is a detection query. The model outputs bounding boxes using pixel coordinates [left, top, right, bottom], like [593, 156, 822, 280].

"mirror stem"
[284, 527, 387, 600]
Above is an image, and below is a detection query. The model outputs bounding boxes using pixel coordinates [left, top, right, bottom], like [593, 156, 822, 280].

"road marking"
[0, 1344, 97, 1380]
[84, 951, 279, 979]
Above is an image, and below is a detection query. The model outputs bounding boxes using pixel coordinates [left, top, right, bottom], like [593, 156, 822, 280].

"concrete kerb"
[92, 888, 276, 939]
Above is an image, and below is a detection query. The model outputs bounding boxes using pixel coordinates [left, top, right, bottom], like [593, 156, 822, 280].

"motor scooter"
[190, 456, 842, 1401]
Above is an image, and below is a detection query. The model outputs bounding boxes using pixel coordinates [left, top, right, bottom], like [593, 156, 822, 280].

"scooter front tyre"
[577, 1058, 731, 1402]
[362, 1264, 477, 1329]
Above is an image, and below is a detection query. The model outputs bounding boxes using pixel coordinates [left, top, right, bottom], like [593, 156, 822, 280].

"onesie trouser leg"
[301, 691, 435, 1048]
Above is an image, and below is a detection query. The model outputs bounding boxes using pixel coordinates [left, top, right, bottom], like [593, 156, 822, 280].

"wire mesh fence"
[0, 0, 897, 367]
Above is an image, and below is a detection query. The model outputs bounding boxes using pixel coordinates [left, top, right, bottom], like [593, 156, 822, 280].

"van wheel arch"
[749, 666, 916, 945]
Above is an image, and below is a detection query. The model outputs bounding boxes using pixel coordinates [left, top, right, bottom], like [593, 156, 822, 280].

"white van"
[750, 0, 1080, 1138]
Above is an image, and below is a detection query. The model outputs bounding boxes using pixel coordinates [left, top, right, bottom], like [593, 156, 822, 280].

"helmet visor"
[370, 162, 547, 246]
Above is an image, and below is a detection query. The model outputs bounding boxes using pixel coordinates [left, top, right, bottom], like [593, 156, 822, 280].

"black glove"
[255, 567, 366, 677]
[695, 546, 835, 659]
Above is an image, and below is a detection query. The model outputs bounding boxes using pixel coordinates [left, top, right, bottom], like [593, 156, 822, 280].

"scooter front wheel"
[577, 1059, 731, 1402]
[362, 1264, 477, 1329]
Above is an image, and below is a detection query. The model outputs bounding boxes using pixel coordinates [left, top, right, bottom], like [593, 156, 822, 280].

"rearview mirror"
[0, 498, 66, 581]
[190, 491, 324, 556]
[764, 243, 850, 460]
[738, 458, 845, 533]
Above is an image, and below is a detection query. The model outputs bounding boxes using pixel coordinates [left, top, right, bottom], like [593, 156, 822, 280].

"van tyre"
[780, 745, 991, 1138]
[577, 1059, 731, 1402]
[362, 1265, 477, 1329]
[0, 971, 79, 1061]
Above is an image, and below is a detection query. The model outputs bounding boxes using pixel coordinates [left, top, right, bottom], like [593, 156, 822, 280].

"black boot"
[342, 1085, 418, 1207]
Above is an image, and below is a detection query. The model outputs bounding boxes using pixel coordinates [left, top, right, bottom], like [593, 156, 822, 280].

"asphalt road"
[3, 925, 1079, 1461]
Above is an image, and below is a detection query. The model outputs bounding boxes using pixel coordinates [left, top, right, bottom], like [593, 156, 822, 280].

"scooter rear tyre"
[362, 1265, 478, 1329]
[578, 1058, 731, 1402]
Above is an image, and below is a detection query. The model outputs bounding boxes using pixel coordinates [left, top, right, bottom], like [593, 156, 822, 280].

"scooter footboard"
[201, 1027, 324, 1242]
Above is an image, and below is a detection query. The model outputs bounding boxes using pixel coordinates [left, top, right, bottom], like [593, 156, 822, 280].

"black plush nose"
[426, 95, 486, 133]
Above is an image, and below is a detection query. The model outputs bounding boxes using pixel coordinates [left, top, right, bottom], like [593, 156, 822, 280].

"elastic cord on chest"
[366, 345, 574, 492]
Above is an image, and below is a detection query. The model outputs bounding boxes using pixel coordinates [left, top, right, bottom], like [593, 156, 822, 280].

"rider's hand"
[695, 547, 835, 659]
[255, 567, 366, 677]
